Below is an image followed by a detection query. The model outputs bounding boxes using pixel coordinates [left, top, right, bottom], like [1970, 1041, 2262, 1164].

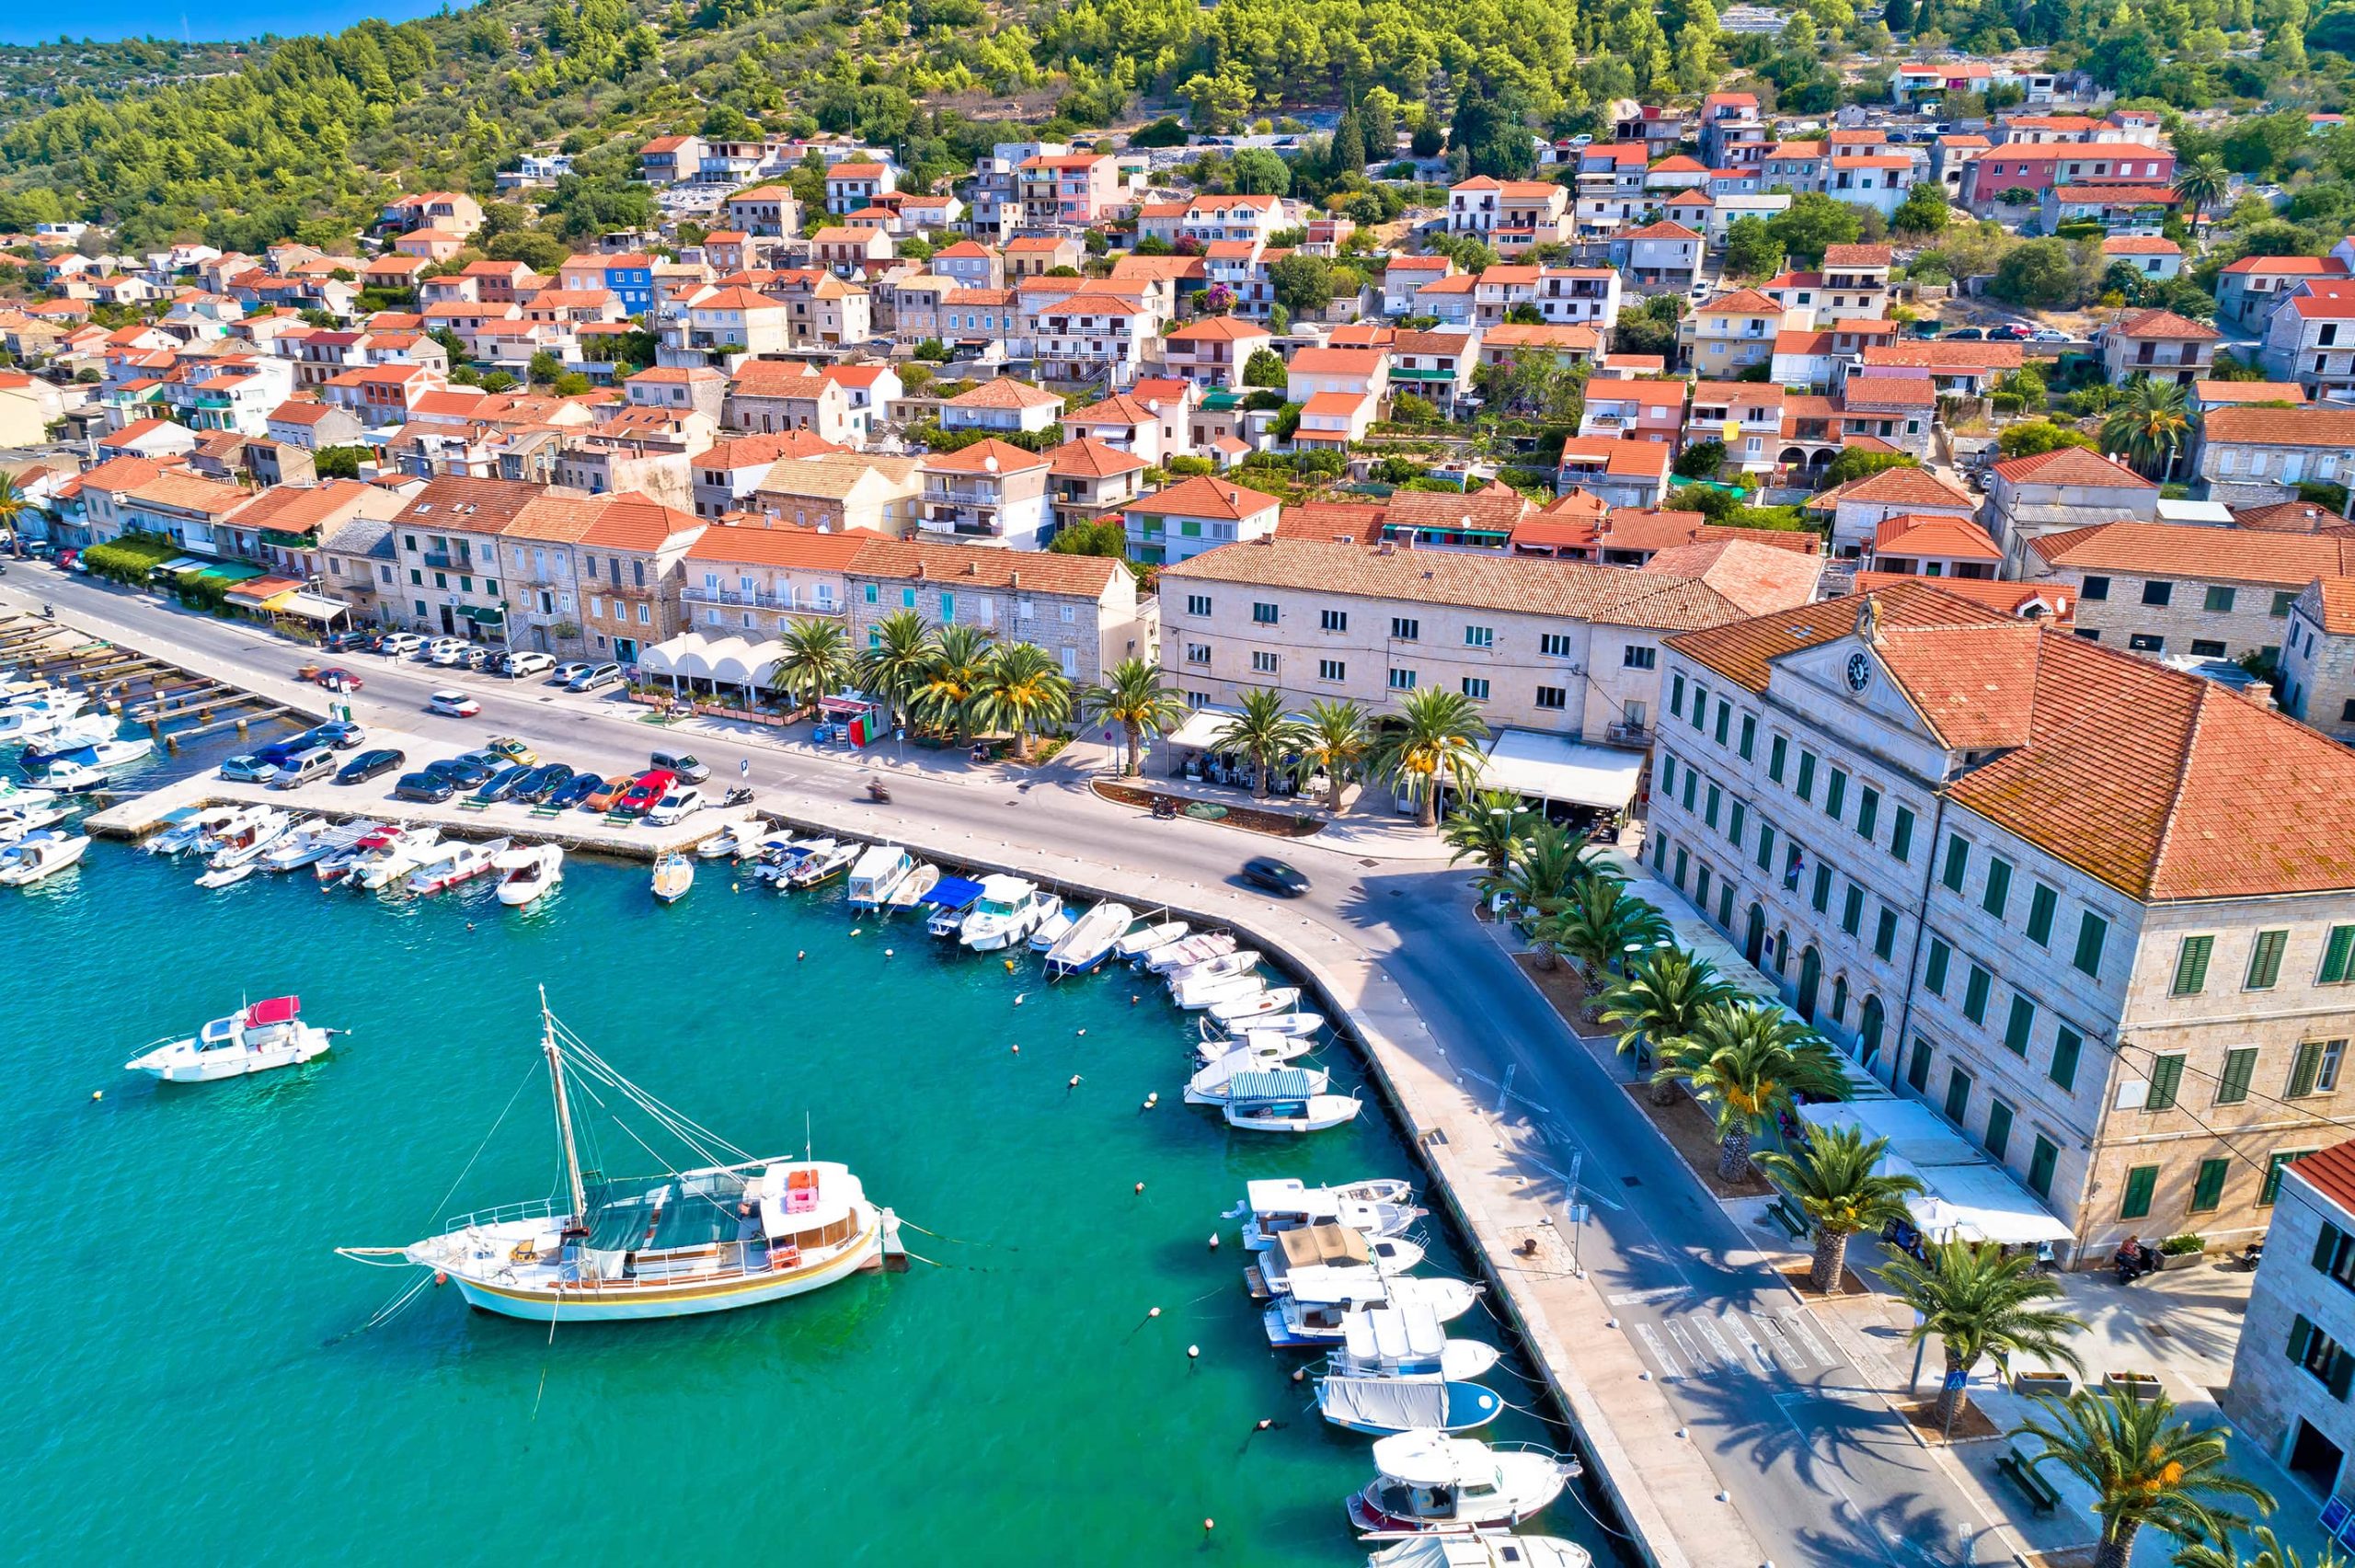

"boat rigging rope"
[423, 1059, 544, 1229]
[322, 1271, 433, 1346]
[890, 1218, 1014, 1251]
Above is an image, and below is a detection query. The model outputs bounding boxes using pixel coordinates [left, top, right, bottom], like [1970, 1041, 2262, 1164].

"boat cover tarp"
[1225, 1069, 1314, 1101]
[1344, 1305, 1447, 1368]
[582, 1170, 754, 1254]
[920, 876, 985, 909]
[1280, 1223, 1371, 1269]
[1320, 1377, 1452, 1431]
[245, 996, 301, 1026]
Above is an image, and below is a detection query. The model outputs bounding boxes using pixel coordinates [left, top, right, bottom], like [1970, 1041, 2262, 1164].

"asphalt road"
[6, 566, 1998, 1567]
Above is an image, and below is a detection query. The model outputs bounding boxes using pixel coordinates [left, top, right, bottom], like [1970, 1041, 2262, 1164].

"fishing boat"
[651, 851, 694, 904]
[1223, 1070, 1361, 1133]
[922, 875, 986, 936]
[787, 838, 858, 888]
[1196, 1030, 1315, 1069]
[1045, 901, 1133, 977]
[1327, 1305, 1502, 1383]
[0, 775, 57, 812]
[1145, 932, 1238, 974]
[1206, 1009, 1327, 1041]
[405, 836, 510, 896]
[145, 805, 238, 855]
[1235, 1177, 1424, 1250]
[753, 836, 834, 886]
[1319, 1377, 1502, 1436]
[1188, 1050, 1330, 1105]
[845, 843, 914, 909]
[0, 802, 67, 841]
[496, 843, 565, 908]
[884, 861, 939, 911]
[336, 826, 442, 888]
[1364, 1532, 1592, 1568]
[264, 818, 382, 873]
[0, 830, 88, 886]
[1263, 1270, 1481, 1348]
[1248, 1222, 1426, 1295]
[1345, 1433, 1578, 1537]
[1027, 905, 1074, 953]
[1211, 986, 1304, 1025]
[18, 714, 121, 760]
[251, 816, 330, 871]
[695, 816, 765, 860]
[959, 876, 1059, 951]
[1165, 948, 1261, 990]
[200, 804, 286, 854]
[1174, 972, 1264, 1012]
[196, 862, 258, 889]
[203, 812, 293, 873]
[123, 995, 337, 1082]
[42, 736, 152, 773]
[28, 756, 104, 793]
[349, 995, 898, 1323]
[1114, 920, 1185, 960]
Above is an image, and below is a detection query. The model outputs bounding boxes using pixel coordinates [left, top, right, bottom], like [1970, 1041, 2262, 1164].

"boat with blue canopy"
[921, 875, 986, 936]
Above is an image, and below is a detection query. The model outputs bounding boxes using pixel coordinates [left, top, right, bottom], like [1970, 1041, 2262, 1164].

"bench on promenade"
[1994, 1443, 2060, 1516]
[1763, 1195, 1810, 1240]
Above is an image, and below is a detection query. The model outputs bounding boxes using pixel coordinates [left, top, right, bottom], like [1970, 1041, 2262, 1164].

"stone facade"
[2282, 579, 2355, 743]
[2224, 1149, 2355, 1505]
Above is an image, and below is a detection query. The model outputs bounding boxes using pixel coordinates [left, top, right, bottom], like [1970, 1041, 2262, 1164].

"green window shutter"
[2292, 1313, 2315, 1364]
[1714, 703, 1729, 745]
[1660, 754, 1676, 795]
[2026, 884, 2056, 945]
[2247, 930, 2288, 990]
[1963, 966, 1991, 1024]
[2172, 936, 2212, 995]
[1875, 909, 1897, 959]
[1941, 834, 1970, 892]
[2292, 1040, 2326, 1099]
[1652, 832, 1669, 871]
[1670, 673, 1685, 717]
[1982, 857, 2013, 919]
[1755, 822, 1775, 872]
[1682, 769, 1696, 809]
[2315, 1221, 2345, 1272]
[2004, 996, 2035, 1055]
[1768, 735, 1786, 782]
[1856, 787, 1879, 840]
[2322, 925, 2355, 985]
[2264, 1151, 2305, 1206]
[2330, 1347, 2353, 1402]
[1842, 885, 1864, 935]
[2120, 1164, 2157, 1219]
[1944, 1067, 1972, 1124]
[1718, 883, 1734, 926]
[1985, 1099, 2014, 1161]
[1729, 802, 1746, 850]
[1738, 714, 1756, 759]
[1796, 750, 1815, 800]
[2028, 1136, 2057, 1197]
[2217, 1047, 2257, 1104]
[1690, 683, 1708, 730]
[1925, 938, 1951, 994]
[1824, 769, 1846, 820]
[1706, 784, 1721, 829]
[2074, 913, 2108, 979]
[2147, 1054, 2184, 1110]
[2050, 1026, 2082, 1092]
[1673, 847, 1689, 887]
[1810, 864, 1832, 913]
[2191, 1158, 2229, 1213]
[1907, 1038, 1933, 1092]
[1890, 807, 1913, 863]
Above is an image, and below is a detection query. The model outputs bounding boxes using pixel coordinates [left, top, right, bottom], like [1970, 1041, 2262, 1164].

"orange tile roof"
[2313, 577, 2355, 635]
[1834, 465, 1977, 509]
[945, 378, 1063, 410]
[1988, 445, 2154, 487]
[2038, 521, 2355, 586]
[1047, 437, 1147, 481]
[2192, 380, 2306, 406]
[1873, 513, 2003, 559]
[578, 493, 705, 552]
[1849, 571, 2072, 620]
[1821, 244, 1893, 267]
[848, 536, 1119, 597]
[1128, 474, 1281, 521]
[2113, 308, 2221, 341]
[2284, 1141, 2355, 1220]
[686, 521, 880, 570]
[923, 438, 1048, 475]
[2230, 500, 2338, 532]
[2202, 406, 2355, 447]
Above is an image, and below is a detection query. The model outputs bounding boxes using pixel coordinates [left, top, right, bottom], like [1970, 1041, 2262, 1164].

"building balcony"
[682, 585, 842, 614]
[923, 507, 1002, 536]
[421, 550, 467, 570]
[1603, 720, 1651, 749]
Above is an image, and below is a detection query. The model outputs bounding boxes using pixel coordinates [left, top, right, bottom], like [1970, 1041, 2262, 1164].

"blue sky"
[0, 0, 450, 45]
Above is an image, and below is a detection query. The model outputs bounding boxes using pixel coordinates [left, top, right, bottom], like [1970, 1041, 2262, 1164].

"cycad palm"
[2101, 374, 2193, 479]
[1079, 658, 1184, 777]
[1443, 789, 1536, 876]
[1667, 1001, 1850, 1182]
[2012, 1386, 2271, 1568]
[1210, 685, 1307, 799]
[770, 617, 852, 715]
[1755, 1125, 1924, 1293]
[911, 624, 995, 744]
[1882, 1241, 2085, 1430]
[1598, 946, 1731, 1105]
[1482, 820, 1583, 939]
[2175, 1525, 2345, 1568]
[1375, 688, 1489, 828]
[1297, 698, 1373, 814]
[971, 641, 1074, 762]
[854, 609, 937, 732]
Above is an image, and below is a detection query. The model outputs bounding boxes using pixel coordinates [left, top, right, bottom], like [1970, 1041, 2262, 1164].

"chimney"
[913, 559, 925, 579]
[2245, 681, 2276, 709]
[966, 560, 980, 576]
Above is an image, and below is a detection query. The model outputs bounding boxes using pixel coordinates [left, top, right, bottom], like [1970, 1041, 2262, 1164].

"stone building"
[2025, 521, 2353, 665]
[2225, 1142, 2355, 1505]
[2281, 578, 2355, 743]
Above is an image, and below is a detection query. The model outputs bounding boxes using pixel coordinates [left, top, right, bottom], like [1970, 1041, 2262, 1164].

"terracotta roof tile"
[2042, 521, 2355, 587]
[1988, 445, 2154, 487]
[2202, 406, 2355, 447]
[1836, 465, 1977, 509]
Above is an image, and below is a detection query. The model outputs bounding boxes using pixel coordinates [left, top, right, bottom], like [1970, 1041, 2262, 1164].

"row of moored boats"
[144, 803, 564, 904]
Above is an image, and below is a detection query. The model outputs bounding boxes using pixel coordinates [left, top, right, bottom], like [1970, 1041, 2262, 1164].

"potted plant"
[2013, 1368, 2074, 1397]
[2158, 1234, 2205, 1270]
[2103, 1370, 2165, 1403]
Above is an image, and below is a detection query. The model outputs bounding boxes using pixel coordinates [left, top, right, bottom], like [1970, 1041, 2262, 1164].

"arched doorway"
[1858, 996, 1887, 1070]
[1743, 904, 1766, 967]
[1778, 446, 1806, 466]
[1797, 946, 1821, 1022]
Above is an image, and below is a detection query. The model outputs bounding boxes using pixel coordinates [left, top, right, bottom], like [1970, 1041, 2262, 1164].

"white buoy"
[1149, 1307, 1163, 1319]
[1014, 993, 1028, 1005]
[1134, 1182, 1145, 1194]
[884, 948, 894, 957]
[1187, 1345, 1200, 1359]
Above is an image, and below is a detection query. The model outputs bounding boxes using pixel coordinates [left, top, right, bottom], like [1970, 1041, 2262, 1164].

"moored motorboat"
[123, 995, 336, 1082]
[19, 713, 121, 760]
[1027, 905, 1074, 953]
[0, 802, 67, 841]
[1235, 1177, 1425, 1250]
[1209, 1009, 1326, 1040]
[884, 860, 939, 911]
[1048, 899, 1132, 977]
[1165, 948, 1261, 990]
[144, 805, 229, 854]
[1144, 932, 1237, 974]
[203, 812, 294, 872]
[922, 875, 985, 936]
[1248, 1222, 1425, 1295]
[252, 817, 331, 871]
[959, 876, 1058, 951]
[1188, 1050, 1329, 1105]
[0, 830, 88, 886]
[338, 826, 442, 888]
[1327, 1305, 1501, 1383]
[1173, 972, 1264, 1012]
[1222, 1070, 1361, 1133]
[29, 757, 105, 792]
[788, 838, 858, 888]
[1210, 986, 1303, 1025]
[651, 850, 694, 903]
[1364, 1532, 1593, 1568]
[753, 835, 833, 886]
[1115, 919, 1185, 959]
[40, 736, 152, 773]
[1263, 1271, 1481, 1348]
[1197, 1030, 1315, 1069]
[1319, 1376, 1502, 1436]
[1345, 1432, 1578, 1537]
[846, 843, 915, 909]
[196, 862, 258, 889]
[496, 843, 565, 907]
[405, 836, 510, 895]
[696, 816, 764, 860]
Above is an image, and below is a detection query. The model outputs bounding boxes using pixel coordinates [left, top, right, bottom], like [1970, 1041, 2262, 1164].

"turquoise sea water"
[5, 836, 1620, 1566]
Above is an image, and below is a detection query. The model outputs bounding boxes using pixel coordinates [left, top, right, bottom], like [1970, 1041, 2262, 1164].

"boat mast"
[542, 987, 589, 1222]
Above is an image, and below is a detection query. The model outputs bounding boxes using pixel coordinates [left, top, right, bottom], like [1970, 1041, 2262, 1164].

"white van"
[270, 746, 338, 789]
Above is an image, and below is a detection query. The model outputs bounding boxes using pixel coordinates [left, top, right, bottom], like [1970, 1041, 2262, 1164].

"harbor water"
[5, 839, 1625, 1565]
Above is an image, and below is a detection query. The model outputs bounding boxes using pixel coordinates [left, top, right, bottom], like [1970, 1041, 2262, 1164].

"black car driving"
[1241, 857, 1310, 897]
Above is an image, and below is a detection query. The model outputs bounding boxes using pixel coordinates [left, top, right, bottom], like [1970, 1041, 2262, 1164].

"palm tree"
[770, 616, 852, 716]
[0, 471, 31, 541]
[1882, 1241, 2085, 1432]
[2176, 1525, 2346, 1568]
[1755, 1124, 1924, 1294]
[1297, 698, 1373, 814]
[854, 609, 936, 732]
[1079, 658, 1185, 777]
[971, 641, 1074, 762]
[1374, 688, 1489, 828]
[1666, 1000, 1850, 1183]
[1210, 686, 1307, 799]
[2101, 374, 2193, 480]
[2172, 154, 2229, 228]
[911, 624, 995, 745]
[1534, 870, 1664, 1001]
[1598, 946, 1732, 1105]
[2013, 1386, 2272, 1568]
[1483, 819, 1584, 919]
[1442, 788, 1535, 876]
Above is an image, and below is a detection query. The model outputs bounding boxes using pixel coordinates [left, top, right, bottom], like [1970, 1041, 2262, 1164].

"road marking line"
[1694, 1315, 1742, 1370]
[1727, 1311, 1775, 1373]
[1634, 1322, 1681, 1379]
[1755, 1315, 1799, 1370]
[1664, 1320, 1712, 1377]
[1783, 1311, 1842, 1368]
[1607, 1286, 1692, 1306]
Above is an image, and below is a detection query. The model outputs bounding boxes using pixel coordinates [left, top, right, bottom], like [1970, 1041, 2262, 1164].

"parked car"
[322, 630, 373, 653]
[253, 738, 310, 768]
[649, 749, 709, 784]
[552, 661, 594, 686]
[485, 736, 539, 766]
[270, 747, 338, 790]
[1987, 323, 2033, 341]
[582, 774, 635, 812]
[393, 771, 458, 803]
[645, 786, 706, 826]
[312, 720, 366, 750]
[336, 748, 405, 785]
[512, 763, 575, 803]
[569, 662, 624, 692]
[379, 633, 424, 657]
[555, 773, 606, 809]
[504, 651, 556, 678]
[2028, 328, 2074, 343]
[425, 637, 470, 665]
[474, 763, 534, 805]
[219, 754, 280, 784]
[1943, 326, 1986, 340]
[426, 690, 480, 717]
[1241, 857, 1311, 897]
[613, 770, 677, 818]
[424, 756, 494, 789]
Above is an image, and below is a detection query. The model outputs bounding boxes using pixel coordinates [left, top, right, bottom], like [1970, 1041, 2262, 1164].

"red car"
[612, 769, 676, 818]
[316, 668, 362, 692]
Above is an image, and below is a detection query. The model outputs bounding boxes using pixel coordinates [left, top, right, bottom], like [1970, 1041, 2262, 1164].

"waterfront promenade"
[7, 568, 2012, 1568]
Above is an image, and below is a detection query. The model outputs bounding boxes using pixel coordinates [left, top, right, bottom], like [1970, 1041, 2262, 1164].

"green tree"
[770, 616, 853, 715]
[1485, 820, 1583, 933]
[0, 471, 32, 538]
[1046, 517, 1130, 558]
[1756, 1125, 1924, 1293]
[1535, 872, 1667, 998]
[1882, 1242, 2085, 1431]
[1243, 347, 1288, 387]
[1374, 688, 1489, 828]
[1992, 238, 2081, 307]
[1667, 1001, 1850, 1182]
[971, 641, 1074, 762]
[2013, 1387, 2272, 1568]
[1718, 216, 1785, 280]
[1442, 789, 1536, 875]
[852, 608, 937, 732]
[1997, 419, 2097, 457]
[1674, 439, 1726, 478]
[1078, 657, 1185, 777]
[313, 445, 373, 480]
[1599, 947, 1733, 1104]
[1821, 448, 1920, 486]
[1210, 685, 1308, 799]
[2172, 155, 2229, 226]
[1269, 253, 1336, 318]
[2100, 375, 2193, 478]
[912, 623, 996, 744]
[1228, 147, 1292, 196]
[2175, 1526, 2349, 1568]
[1297, 697, 1373, 814]
[1766, 193, 1865, 266]
[1329, 110, 1366, 175]
[1892, 182, 1951, 235]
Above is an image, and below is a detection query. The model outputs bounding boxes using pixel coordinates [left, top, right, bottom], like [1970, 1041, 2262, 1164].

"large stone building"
[2282, 577, 2355, 743]
[2225, 1142, 2355, 1505]
[2024, 521, 2354, 665]
[1648, 580, 2355, 1264]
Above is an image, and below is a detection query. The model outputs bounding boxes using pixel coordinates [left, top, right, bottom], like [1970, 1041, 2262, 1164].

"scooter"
[1149, 796, 1178, 820]
[865, 779, 891, 804]
[2228, 1241, 2264, 1272]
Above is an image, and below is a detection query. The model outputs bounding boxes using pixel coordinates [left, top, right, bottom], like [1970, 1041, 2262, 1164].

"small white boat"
[145, 805, 237, 855]
[1046, 901, 1133, 977]
[1144, 932, 1237, 973]
[254, 817, 332, 871]
[788, 839, 858, 888]
[1250, 1221, 1424, 1294]
[695, 816, 763, 859]
[270, 819, 382, 874]
[652, 851, 694, 903]
[124, 995, 336, 1082]
[200, 805, 289, 855]
[1115, 919, 1185, 959]
[1346, 1432, 1577, 1537]
[754, 836, 833, 886]
[1189, 1050, 1330, 1104]
[1235, 1177, 1425, 1250]
[0, 775, 57, 811]
[0, 692, 87, 738]
[496, 843, 565, 908]
[1223, 1069, 1361, 1133]
[196, 862, 258, 890]
[1329, 1305, 1501, 1383]
[1197, 1031, 1315, 1069]
[0, 803, 67, 841]
[1320, 1376, 1501, 1436]
[19, 713, 120, 756]
[1212, 1010, 1327, 1040]
[922, 874, 986, 936]
[1028, 907, 1074, 952]
[959, 876, 1059, 951]
[43, 736, 151, 773]
[0, 830, 87, 886]
[1264, 1271, 1481, 1347]
[338, 826, 442, 888]
[1174, 972, 1264, 1012]
[29, 757, 104, 792]
[885, 861, 939, 910]
[1166, 948, 1262, 990]
[1211, 986, 1303, 1024]
[846, 843, 914, 908]
[405, 837, 510, 896]
[1365, 1532, 1592, 1568]
[204, 815, 293, 873]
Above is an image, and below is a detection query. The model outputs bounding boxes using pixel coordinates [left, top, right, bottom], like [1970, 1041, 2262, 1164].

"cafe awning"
[459, 605, 504, 625]
[273, 591, 349, 623]
[1474, 730, 1643, 811]
[1166, 704, 1243, 752]
[227, 576, 304, 607]
[1799, 1100, 2073, 1246]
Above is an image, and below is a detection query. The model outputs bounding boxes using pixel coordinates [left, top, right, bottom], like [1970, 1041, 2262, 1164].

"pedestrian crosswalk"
[1627, 1303, 1844, 1381]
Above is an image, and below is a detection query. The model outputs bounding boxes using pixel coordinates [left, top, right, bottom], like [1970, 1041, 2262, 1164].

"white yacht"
[1196, 1031, 1314, 1069]
[695, 816, 765, 860]
[959, 876, 1059, 951]
[204, 812, 294, 873]
[350, 995, 898, 1323]
[1328, 1305, 1502, 1383]
[846, 843, 914, 909]
[251, 817, 331, 871]
[1346, 1432, 1578, 1537]
[0, 830, 88, 886]
[1236, 1177, 1424, 1251]
[753, 835, 833, 886]
[19, 713, 120, 756]
[787, 839, 857, 888]
[406, 837, 509, 896]
[124, 995, 336, 1083]
[1365, 1533, 1592, 1568]
[1212, 1009, 1326, 1040]
[495, 843, 564, 908]
[200, 805, 289, 855]
[1250, 1222, 1426, 1294]
[1173, 972, 1263, 1012]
